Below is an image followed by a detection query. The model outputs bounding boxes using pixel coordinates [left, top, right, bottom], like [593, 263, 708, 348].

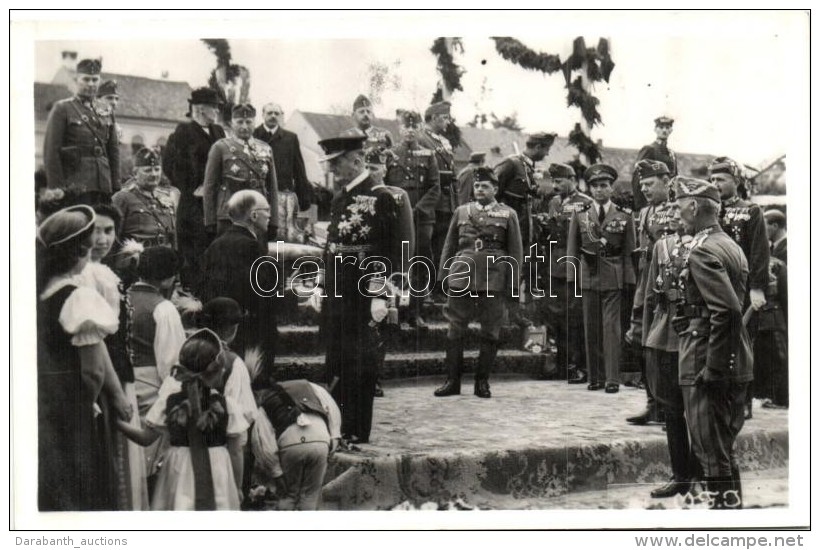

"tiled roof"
[33, 82, 72, 120]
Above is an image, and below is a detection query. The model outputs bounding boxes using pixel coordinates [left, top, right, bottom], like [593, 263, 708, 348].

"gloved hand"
[307, 285, 324, 313]
[749, 288, 767, 310]
[371, 297, 389, 323]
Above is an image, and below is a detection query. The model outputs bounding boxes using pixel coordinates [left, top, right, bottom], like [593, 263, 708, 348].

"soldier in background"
[567, 164, 636, 394]
[163, 86, 226, 290]
[385, 110, 441, 327]
[203, 103, 278, 237]
[434, 167, 523, 399]
[631, 116, 678, 212]
[454, 152, 486, 207]
[532, 163, 591, 383]
[673, 176, 752, 509]
[764, 209, 787, 263]
[95, 79, 122, 144]
[349, 94, 393, 149]
[43, 58, 120, 204]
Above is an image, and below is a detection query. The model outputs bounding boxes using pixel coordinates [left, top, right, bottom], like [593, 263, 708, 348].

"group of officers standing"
[39, 57, 788, 510]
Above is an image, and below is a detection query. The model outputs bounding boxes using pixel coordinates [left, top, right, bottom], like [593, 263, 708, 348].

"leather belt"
[680, 304, 711, 318]
[77, 145, 105, 157]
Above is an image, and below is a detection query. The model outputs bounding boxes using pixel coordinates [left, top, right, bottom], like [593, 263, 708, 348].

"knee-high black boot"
[434, 338, 464, 397]
[475, 338, 498, 398]
[728, 464, 744, 509]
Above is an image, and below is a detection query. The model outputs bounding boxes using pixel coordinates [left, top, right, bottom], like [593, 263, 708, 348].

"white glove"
[307, 286, 324, 313]
[749, 288, 767, 310]
[371, 298, 389, 323]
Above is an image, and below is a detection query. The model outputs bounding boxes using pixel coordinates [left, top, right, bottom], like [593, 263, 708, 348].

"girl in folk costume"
[36, 205, 132, 511]
[116, 329, 247, 510]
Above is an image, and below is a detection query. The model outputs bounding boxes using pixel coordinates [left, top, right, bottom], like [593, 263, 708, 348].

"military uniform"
[494, 154, 538, 249]
[359, 126, 394, 150]
[632, 140, 677, 211]
[533, 183, 592, 378]
[719, 196, 770, 295]
[318, 136, 402, 443]
[567, 165, 636, 391]
[112, 182, 176, 248]
[203, 135, 279, 233]
[436, 178, 523, 398]
[43, 96, 120, 202]
[751, 257, 788, 407]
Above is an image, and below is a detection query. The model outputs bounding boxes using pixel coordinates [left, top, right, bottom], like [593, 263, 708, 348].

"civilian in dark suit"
[163, 87, 226, 289]
[253, 103, 315, 241]
[201, 190, 278, 387]
[764, 209, 787, 264]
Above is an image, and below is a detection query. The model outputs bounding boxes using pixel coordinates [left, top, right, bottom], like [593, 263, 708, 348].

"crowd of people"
[34, 57, 788, 512]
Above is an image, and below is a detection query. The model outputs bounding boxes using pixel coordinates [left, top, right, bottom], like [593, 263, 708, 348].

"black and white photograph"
[9, 9, 810, 535]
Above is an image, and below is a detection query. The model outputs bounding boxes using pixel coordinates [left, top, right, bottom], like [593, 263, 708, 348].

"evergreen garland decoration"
[430, 37, 465, 103]
[566, 78, 602, 126]
[569, 124, 602, 165]
[492, 37, 562, 74]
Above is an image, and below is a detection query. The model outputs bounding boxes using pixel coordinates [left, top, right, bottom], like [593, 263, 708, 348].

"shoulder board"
[412, 149, 432, 157]
[577, 202, 592, 212]
[615, 204, 632, 214]
[575, 191, 593, 201]
[488, 209, 511, 218]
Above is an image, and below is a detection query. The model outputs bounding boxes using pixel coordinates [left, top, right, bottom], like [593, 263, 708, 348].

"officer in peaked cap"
[203, 102, 278, 236]
[385, 110, 441, 328]
[435, 166, 523, 399]
[43, 57, 120, 204]
[532, 162, 592, 383]
[568, 163, 636, 394]
[632, 116, 678, 211]
[455, 151, 488, 207]
[672, 175, 752, 509]
[349, 94, 393, 149]
[112, 147, 176, 248]
[317, 133, 367, 161]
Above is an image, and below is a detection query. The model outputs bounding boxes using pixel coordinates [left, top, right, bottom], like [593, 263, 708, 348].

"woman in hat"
[115, 329, 246, 510]
[36, 205, 131, 510]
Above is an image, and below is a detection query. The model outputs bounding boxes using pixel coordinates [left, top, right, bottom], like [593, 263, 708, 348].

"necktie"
[598, 204, 606, 224]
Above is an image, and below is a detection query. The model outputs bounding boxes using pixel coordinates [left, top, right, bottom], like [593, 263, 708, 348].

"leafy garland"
[430, 37, 464, 148]
[492, 37, 615, 164]
[202, 39, 251, 124]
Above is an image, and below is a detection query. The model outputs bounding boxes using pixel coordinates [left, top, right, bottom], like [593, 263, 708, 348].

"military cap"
[708, 156, 742, 179]
[353, 94, 372, 111]
[473, 166, 499, 186]
[76, 58, 102, 75]
[201, 297, 245, 327]
[584, 163, 619, 184]
[399, 110, 422, 128]
[364, 146, 388, 166]
[188, 87, 223, 106]
[137, 245, 179, 281]
[635, 159, 671, 180]
[469, 152, 486, 164]
[654, 116, 675, 126]
[134, 147, 161, 168]
[425, 101, 451, 118]
[37, 204, 96, 248]
[526, 132, 558, 148]
[763, 209, 786, 225]
[231, 103, 256, 119]
[98, 79, 118, 97]
[318, 134, 367, 162]
[673, 176, 720, 204]
[548, 163, 576, 179]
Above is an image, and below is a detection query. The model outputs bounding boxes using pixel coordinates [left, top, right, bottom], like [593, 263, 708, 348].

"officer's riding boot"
[474, 338, 498, 398]
[434, 338, 463, 397]
[729, 464, 744, 510]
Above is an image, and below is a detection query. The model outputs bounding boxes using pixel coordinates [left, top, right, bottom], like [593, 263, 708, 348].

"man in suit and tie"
[567, 164, 636, 393]
[764, 209, 787, 264]
[163, 87, 226, 289]
[253, 102, 315, 242]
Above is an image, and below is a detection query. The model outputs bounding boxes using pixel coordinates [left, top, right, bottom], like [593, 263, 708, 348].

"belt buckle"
[93, 145, 103, 156]
[474, 238, 484, 251]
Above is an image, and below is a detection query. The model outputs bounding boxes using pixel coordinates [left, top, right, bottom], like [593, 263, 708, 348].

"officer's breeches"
[444, 294, 506, 342]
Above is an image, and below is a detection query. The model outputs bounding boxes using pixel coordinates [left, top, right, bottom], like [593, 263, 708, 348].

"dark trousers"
[682, 382, 749, 478]
[542, 277, 586, 376]
[234, 310, 279, 389]
[177, 229, 212, 290]
[753, 329, 789, 406]
[409, 221, 435, 319]
[431, 210, 453, 290]
[444, 294, 506, 342]
[582, 289, 621, 386]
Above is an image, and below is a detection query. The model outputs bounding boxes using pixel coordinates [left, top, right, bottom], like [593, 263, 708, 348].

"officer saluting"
[203, 103, 278, 237]
[43, 58, 120, 204]
[434, 167, 523, 399]
[672, 176, 752, 509]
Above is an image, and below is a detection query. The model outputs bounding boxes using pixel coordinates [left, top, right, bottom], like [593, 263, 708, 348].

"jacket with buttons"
[112, 183, 176, 247]
[202, 136, 279, 227]
[720, 196, 770, 292]
[676, 226, 753, 385]
[534, 190, 593, 278]
[384, 143, 441, 225]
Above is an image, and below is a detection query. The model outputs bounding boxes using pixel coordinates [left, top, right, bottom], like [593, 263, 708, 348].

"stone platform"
[319, 377, 789, 510]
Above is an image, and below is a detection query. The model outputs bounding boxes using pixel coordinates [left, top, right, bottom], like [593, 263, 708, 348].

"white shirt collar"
[596, 201, 612, 214]
[344, 171, 370, 193]
[264, 123, 279, 135]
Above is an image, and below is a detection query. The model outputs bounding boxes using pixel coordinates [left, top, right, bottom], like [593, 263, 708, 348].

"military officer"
[203, 103, 279, 237]
[454, 152, 486, 207]
[94, 79, 123, 144]
[309, 134, 402, 444]
[112, 148, 176, 248]
[672, 176, 752, 509]
[349, 94, 394, 149]
[631, 116, 678, 211]
[567, 164, 636, 393]
[434, 167, 523, 399]
[163, 86, 226, 290]
[625, 159, 679, 425]
[385, 110, 441, 325]
[43, 58, 120, 204]
[532, 162, 592, 382]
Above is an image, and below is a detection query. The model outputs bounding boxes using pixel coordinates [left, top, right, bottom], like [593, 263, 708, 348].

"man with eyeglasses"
[43, 58, 120, 204]
[631, 116, 678, 212]
[112, 148, 176, 248]
[253, 103, 315, 242]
